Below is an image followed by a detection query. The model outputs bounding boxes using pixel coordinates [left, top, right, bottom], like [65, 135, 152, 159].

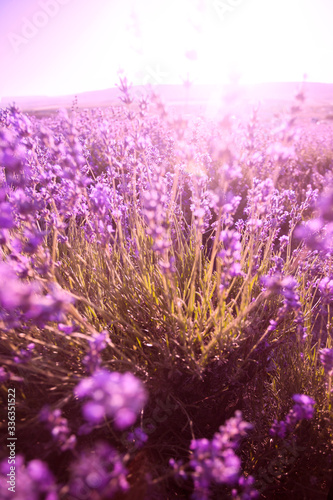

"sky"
[0, 0, 333, 98]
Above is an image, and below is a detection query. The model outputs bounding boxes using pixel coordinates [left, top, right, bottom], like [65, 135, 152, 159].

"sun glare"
[0, 0, 333, 98]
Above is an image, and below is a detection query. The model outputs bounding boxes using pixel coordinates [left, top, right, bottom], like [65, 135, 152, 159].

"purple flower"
[0, 203, 15, 229]
[261, 274, 300, 311]
[126, 427, 148, 450]
[320, 348, 333, 376]
[0, 262, 36, 311]
[208, 190, 241, 228]
[218, 230, 243, 290]
[0, 263, 72, 327]
[58, 323, 76, 335]
[0, 455, 58, 500]
[13, 342, 35, 364]
[22, 228, 45, 254]
[69, 442, 129, 498]
[190, 443, 241, 498]
[169, 458, 188, 480]
[117, 76, 134, 105]
[270, 394, 315, 438]
[294, 218, 327, 251]
[267, 142, 295, 163]
[142, 180, 171, 255]
[22, 288, 70, 327]
[269, 419, 288, 439]
[281, 276, 301, 311]
[246, 178, 275, 217]
[295, 188, 333, 251]
[233, 475, 259, 499]
[214, 410, 253, 450]
[75, 369, 147, 430]
[82, 331, 108, 374]
[0, 143, 26, 173]
[316, 189, 333, 222]
[0, 366, 9, 382]
[292, 394, 316, 419]
[188, 411, 252, 499]
[318, 277, 333, 303]
[39, 406, 76, 451]
[279, 234, 289, 250]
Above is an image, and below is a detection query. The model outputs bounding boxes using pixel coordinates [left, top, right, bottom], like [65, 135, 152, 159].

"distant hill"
[1, 82, 333, 118]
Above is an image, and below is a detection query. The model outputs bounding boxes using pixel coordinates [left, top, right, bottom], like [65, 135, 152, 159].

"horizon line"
[2, 80, 333, 101]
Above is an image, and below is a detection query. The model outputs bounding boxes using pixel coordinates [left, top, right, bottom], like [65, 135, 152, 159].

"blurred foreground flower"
[69, 442, 129, 499]
[218, 229, 243, 290]
[0, 455, 58, 500]
[261, 275, 301, 312]
[82, 330, 108, 374]
[0, 262, 73, 327]
[39, 406, 76, 451]
[295, 188, 333, 251]
[142, 178, 170, 254]
[75, 369, 147, 430]
[320, 348, 333, 376]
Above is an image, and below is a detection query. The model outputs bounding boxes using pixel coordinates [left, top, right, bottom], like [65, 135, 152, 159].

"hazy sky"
[1, 0, 333, 97]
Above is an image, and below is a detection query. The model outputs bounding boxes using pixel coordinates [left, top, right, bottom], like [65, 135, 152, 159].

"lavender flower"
[13, 342, 35, 364]
[218, 230, 243, 290]
[261, 275, 301, 311]
[246, 178, 275, 217]
[316, 189, 333, 222]
[232, 475, 259, 500]
[0, 262, 37, 311]
[318, 277, 333, 304]
[117, 76, 134, 105]
[142, 180, 170, 254]
[0, 262, 72, 327]
[188, 411, 252, 499]
[69, 442, 129, 498]
[126, 427, 148, 450]
[0, 366, 9, 382]
[0, 202, 15, 229]
[295, 188, 333, 251]
[209, 191, 241, 227]
[39, 406, 76, 451]
[82, 330, 108, 374]
[214, 410, 253, 450]
[0, 455, 58, 500]
[280, 276, 301, 311]
[319, 348, 333, 376]
[22, 283, 73, 327]
[294, 218, 328, 252]
[292, 394, 316, 419]
[169, 458, 188, 480]
[270, 394, 316, 438]
[75, 369, 147, 430]
[58, 323, 76, 335]
[188, 170, 211, 234]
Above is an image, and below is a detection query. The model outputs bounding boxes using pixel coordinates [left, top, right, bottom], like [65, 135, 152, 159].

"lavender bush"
[0, 81, 332, 498]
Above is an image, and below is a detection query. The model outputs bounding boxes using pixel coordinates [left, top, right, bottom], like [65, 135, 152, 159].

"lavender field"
[0, 79, 333, 499]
